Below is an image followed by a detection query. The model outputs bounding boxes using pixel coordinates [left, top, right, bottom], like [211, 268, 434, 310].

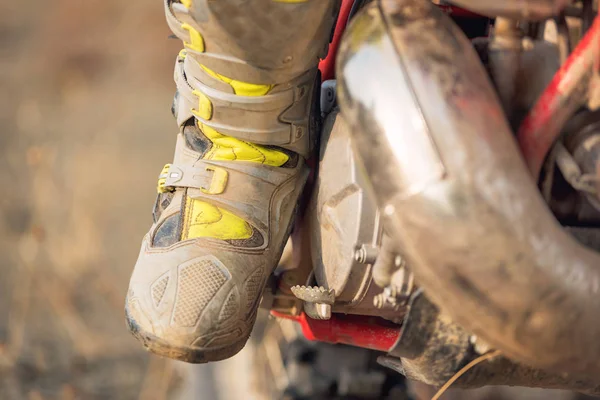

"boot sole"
[125, 303, 251, 364]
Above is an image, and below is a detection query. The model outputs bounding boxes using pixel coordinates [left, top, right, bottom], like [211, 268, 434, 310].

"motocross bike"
[238, 0, 600, 398]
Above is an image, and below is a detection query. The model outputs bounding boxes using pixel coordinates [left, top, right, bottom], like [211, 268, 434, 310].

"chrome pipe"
[337, 0, 600, 377]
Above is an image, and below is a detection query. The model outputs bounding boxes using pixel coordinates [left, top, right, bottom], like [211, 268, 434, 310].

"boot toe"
[126, 245, 258, 363]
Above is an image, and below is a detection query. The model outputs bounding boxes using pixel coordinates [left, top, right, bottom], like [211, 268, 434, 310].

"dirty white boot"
[125, 0, 340, 363]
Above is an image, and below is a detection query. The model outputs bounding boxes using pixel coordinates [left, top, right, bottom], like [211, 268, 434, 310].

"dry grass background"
[0, 0, 182, 398]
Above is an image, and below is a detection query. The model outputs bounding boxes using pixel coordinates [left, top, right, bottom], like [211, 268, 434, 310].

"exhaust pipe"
[337, 0, 600, 377]
[448, 0, 569, 20]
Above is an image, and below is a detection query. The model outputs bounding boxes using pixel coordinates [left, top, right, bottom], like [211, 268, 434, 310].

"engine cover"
[309, 109, 383, 309]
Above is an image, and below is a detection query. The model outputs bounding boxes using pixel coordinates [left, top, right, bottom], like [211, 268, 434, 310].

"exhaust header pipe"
[337, 0, 600, 377]
[448, 0, 569, 20]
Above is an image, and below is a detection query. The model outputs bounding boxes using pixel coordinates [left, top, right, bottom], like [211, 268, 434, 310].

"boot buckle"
[200, 166, 228, 195]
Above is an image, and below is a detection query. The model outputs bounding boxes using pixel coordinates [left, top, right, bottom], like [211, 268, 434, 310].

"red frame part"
[272, 311, 401, 352]
[518, 11, 600, 179]
[319, 0, 354, 81]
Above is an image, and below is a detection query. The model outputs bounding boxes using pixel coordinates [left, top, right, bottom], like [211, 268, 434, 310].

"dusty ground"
[0, 0, 182, 398]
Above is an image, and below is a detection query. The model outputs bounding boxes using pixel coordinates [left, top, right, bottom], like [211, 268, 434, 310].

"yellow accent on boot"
[181, 23, 205, 52]
[180, 65, 287, 241]
[201, 166, 228, 195]
[190, 64, 272, 122]
[191, 89, 213, 120]
[200, 65, 273, 96]
[180, 0, 192, 8]
[178, 49, 188, 59]
[201, 123, 289, 166]
[182, 197, 253, 240]
[179, 124, 288, 241]
[157, 164, 174, 194]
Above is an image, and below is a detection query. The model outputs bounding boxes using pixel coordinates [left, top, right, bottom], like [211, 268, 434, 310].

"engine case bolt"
[354, 244, 378, 265]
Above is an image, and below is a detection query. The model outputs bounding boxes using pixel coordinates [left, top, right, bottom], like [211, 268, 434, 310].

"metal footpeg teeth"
[290, 285, 335, 320]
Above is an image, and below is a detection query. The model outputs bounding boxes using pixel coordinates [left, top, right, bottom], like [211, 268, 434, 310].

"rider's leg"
[125, 0, 340, 363]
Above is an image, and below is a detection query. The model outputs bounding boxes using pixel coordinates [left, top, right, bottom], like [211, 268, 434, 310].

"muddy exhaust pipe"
[337, 0, 600, 377]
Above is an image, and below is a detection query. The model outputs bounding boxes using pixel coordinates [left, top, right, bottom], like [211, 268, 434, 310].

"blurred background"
[0, 1, 596, 399]
[0, 0, 185, 398]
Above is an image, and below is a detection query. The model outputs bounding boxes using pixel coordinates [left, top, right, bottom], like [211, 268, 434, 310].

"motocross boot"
[125, 0, 340, 363]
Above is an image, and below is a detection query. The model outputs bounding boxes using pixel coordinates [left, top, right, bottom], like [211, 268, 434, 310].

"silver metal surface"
[290, 285, 336, 304]
[372, 234, 414, 310]
[489, 18, 522, 119]
[555, 143, 599, 195]
[569, 116, 600, 209]
[308, 108, 405, 321]
[290, 285, 335, 320]
[308, 110, 382, 305]
[354, 244, 379, 265]
[337, 0, 600, 377]
[449, 0, 569, 20]
[371, 234, 401, 289]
